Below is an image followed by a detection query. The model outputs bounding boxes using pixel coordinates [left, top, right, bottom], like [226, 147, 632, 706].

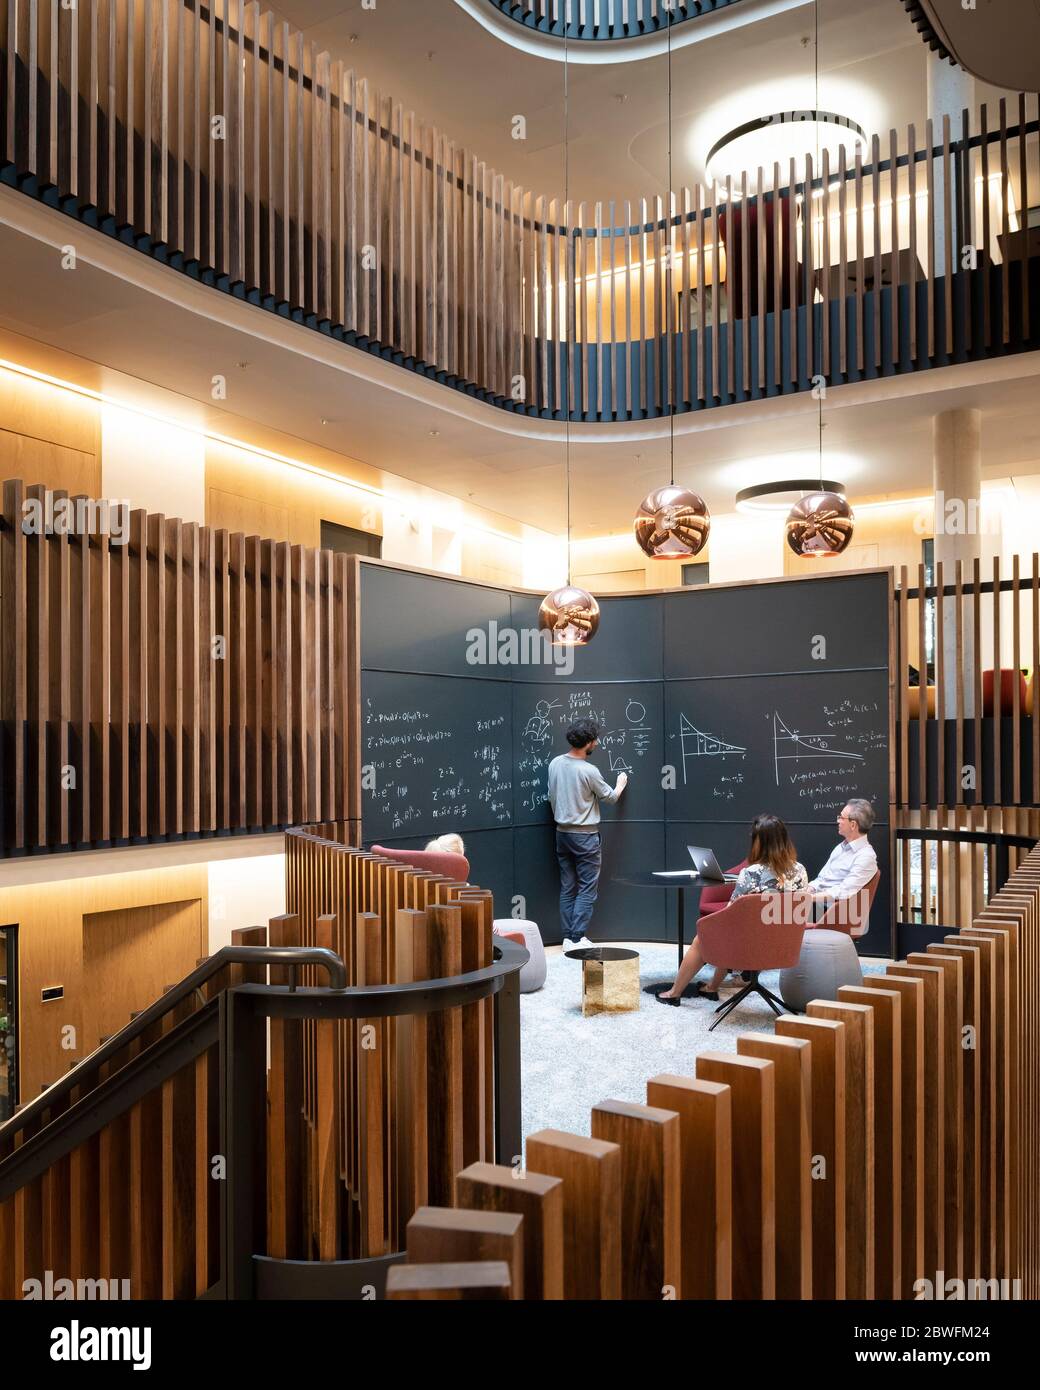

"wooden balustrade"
[0, 837, 507, 1289]
[406, 845, 1040, 1300]
[282, 828, 499, 1258]
[0, 5, 1035, 420]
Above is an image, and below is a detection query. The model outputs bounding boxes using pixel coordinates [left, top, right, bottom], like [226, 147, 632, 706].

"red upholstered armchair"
[696, 894, 805, 1031]
[812, 870, 880, 940]
[369, 844, 470, 881]
[698, 859, 748, 916]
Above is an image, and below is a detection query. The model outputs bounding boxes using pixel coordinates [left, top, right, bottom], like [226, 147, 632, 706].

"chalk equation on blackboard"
[772, 710, 865, 786]
[677, 713, 747, 785]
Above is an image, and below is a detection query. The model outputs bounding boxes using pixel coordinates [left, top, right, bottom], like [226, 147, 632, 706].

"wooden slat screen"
[0, 8, 1035, 420]
[0, 478, 355, 852]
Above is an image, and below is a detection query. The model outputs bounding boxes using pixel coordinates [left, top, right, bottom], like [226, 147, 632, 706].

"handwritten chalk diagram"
[772, 709, 865, 787]
[521, 698, 561, 744]
[517, 690, 655, 814]
[363, 694, 512, 832]
[676, 713, 747, 785]
[626, 700, 653, 758]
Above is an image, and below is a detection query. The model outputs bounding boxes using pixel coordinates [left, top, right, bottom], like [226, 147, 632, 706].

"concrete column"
[927, 52, 975, 277]
[933, 408, 983, 718]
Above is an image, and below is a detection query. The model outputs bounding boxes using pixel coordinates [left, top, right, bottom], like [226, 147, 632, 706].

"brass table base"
[581, 952, 640, 1017]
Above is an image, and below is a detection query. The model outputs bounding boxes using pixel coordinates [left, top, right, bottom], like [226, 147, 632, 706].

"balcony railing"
[480, 0, 740, 40]
[1, 1, 1037, 423]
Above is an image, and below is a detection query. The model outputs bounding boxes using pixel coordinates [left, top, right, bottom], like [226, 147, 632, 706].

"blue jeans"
[556, 830, 602, 941]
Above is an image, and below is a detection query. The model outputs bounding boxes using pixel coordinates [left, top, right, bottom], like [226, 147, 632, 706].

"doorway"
[0, 926, 17, 1121]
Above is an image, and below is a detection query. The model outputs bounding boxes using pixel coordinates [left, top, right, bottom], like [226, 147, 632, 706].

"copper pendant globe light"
[633, 12, 710, 562]
[635, 484, 710, 559]
[785, 489, 855, 557]
[538, 585, 601, 646]
[538, 29, 598, 648]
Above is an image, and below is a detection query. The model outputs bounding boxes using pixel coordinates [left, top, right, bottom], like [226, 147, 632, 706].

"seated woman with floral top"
[647, 813, 808, 1006]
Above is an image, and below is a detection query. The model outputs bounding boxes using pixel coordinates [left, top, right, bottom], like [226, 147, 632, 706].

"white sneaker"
[569, 936, 593, 950]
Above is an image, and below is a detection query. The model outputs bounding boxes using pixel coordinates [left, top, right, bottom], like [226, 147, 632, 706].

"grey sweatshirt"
[547, 753, 620, 830]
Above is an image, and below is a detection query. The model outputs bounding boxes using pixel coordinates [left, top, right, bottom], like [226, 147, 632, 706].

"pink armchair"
[696, 894, 806, 1031]
[369, 844, 470, 881]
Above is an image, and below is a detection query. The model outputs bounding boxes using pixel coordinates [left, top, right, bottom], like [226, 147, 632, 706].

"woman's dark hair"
[566, 720, 599, 749]
[748, 813, 798, 881]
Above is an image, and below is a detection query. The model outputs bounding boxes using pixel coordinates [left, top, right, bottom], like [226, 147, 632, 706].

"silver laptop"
[687, 846, 739, 882]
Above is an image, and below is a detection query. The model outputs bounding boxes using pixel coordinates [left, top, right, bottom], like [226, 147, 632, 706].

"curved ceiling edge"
[452, 0, 814, 63]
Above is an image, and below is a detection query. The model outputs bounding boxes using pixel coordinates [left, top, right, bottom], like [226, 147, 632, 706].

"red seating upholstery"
[694, 894, 807, 1031]
[698, 859, 747, 916]
[982, 668, 1028, 716]
[697, 893, 806, 973]
[812, 869, 880, 940]
[370, 844, 470, 881]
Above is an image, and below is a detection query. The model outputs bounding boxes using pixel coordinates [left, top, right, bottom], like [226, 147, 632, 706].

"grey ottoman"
[492, 919, 547, 993]
[779, 929, 863, 1013]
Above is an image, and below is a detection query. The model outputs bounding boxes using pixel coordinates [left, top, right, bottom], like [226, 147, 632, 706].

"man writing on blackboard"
[547, 720, 628, 948]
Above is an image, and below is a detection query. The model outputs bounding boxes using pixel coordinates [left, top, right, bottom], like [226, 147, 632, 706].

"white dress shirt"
[809, 835, 878, 901]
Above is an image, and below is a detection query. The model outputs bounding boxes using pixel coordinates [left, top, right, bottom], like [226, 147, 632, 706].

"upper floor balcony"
[1, 0, 1037, 428]
[471, 0, 743, 43]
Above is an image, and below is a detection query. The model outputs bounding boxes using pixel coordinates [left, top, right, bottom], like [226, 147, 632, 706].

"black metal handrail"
[0, 945, 346, 1144]
[0, 938, 527, 1214]
[895, 825, 1038, 922]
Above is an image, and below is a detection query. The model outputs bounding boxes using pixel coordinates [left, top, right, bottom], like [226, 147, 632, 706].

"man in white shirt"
[809, 798, 879, 927]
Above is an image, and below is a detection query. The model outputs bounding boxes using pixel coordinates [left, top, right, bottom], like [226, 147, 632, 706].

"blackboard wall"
[360, 563, 893, 953]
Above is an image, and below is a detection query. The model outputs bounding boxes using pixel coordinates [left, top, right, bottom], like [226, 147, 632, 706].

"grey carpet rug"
[519, 942, 890, 1146]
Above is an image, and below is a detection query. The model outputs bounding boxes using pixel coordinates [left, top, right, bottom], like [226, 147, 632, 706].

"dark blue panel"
[663, 669, 890, 825]
[360, 564, 513, 678]
[663, 570, 890, 679]
[361, 670, 513, 840]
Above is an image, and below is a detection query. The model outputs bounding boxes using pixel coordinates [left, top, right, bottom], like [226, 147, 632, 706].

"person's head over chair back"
[838, 798, 874, 840]
[747, 813, 799, 880]
[565, 719, 599, 756]
[425, 833, 466, 856]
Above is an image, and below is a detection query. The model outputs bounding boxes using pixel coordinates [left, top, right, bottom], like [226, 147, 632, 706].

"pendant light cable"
[667, 1, 675, 486]
[564, 15, 572, 583]
[815, 0, 824, 490]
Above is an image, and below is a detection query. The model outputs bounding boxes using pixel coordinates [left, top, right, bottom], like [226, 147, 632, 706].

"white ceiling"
[272, 0, 1017, 205]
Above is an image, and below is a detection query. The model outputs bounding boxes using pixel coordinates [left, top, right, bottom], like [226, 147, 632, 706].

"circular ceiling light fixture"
[735, 479, 848, 514]
[705, 111, 867, 192]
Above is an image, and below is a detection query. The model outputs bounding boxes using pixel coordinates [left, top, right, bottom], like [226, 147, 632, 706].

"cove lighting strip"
[0, 357, 526, 548]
